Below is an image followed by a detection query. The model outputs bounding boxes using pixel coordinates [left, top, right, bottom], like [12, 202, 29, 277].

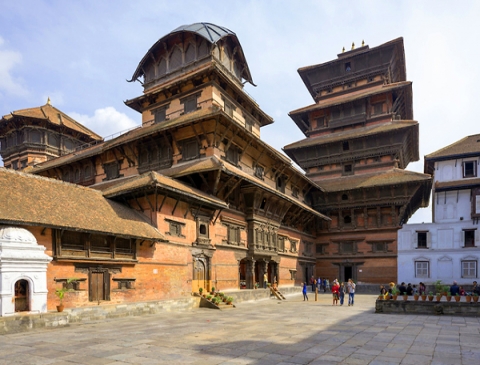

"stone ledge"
[375, 299, 480, 316]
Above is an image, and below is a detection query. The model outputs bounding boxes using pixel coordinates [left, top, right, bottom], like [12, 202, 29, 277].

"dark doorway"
[344, 266, 353, 282]
[14, 279, 29, 312]
[89, 269, 110, 302]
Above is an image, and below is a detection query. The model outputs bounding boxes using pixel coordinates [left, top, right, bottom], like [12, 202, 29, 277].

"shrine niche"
[0, 227, 52, 316]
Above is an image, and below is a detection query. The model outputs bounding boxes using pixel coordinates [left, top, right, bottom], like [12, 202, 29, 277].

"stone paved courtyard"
[1, 293, 480, 364]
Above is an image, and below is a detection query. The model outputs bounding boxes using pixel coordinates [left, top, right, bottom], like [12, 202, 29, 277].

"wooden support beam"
[118, 146, 135, 167]
[224, 178, 243, 201]
[144, 192, 154, 212]
[211, 116, 219, 148]
[217, 175, 236, 197]
[134, 195, 144, 212]
[184, 203, 190, 218]
[212, 170, 222, 195]
[198, 172, 210, 192]
[158, 194, 167, 212]
[238, 136, 253, 160]
[191, 123, 202, 146]
[171, 199, 179, 215]
[217, 123, 232, 148]
[253, 147, 267, 166]
[224, 128, 239, 152]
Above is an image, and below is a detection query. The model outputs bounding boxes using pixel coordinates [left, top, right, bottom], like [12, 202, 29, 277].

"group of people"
[381, 280, 480, 297]
[303, 278, 356, 306]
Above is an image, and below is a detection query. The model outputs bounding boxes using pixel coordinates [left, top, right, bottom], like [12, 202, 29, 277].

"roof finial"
[342, 46, 345, 53]
[351, 42, 355, 50]
[362, 39, 365, 47]
[47, 97, 51, 105]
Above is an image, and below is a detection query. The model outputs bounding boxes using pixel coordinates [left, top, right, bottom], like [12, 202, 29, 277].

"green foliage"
[434, 280, 443, 294]
[447, 292, 451, 296]
[428, 292, 433, 296]
[55, 278, 77, 304]
[391, 287, 399, 295]
[206, 295, 212, 300]
[199, 288, 203, 293]
[226, 296, 233, 303]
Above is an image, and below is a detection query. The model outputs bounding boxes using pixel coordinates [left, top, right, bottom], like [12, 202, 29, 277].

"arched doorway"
[14, 279, 29, 312]
[193, 258, 208, 292]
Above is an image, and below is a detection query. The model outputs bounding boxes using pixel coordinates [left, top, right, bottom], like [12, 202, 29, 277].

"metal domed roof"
[170, 23, 236, 44]
[128, 22, 254, 85]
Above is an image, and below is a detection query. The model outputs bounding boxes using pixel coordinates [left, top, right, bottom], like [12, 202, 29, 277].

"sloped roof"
[424, 133, 480, 174]
[289, 81, 412, 116]
[426, 134, 480, 160]
[159, 156, 329, 221]
[434, 177, 480, 192]
[102, 170, 228, 209]
[1, 102, 102, 141]
[129, 22, 254, 85]
[317, 169, 431, 193]
[0, 168, 165, 241]
[284, 120, 418, 151]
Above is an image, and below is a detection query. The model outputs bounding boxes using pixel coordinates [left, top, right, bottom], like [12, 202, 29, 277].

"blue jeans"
[349, 292, 355, 305]
[339, 292, 345, 305]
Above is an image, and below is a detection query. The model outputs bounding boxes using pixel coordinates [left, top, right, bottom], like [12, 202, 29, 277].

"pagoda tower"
[0, 99, 102, 171]
[283, 38, 432, 283]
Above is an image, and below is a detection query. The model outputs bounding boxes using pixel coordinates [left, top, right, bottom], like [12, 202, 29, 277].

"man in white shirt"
[347, 278, 356, 306]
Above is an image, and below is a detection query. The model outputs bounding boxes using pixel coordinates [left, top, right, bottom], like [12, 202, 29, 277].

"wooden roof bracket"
[158, 194, 168, 212]
[211, 116, 219, 148]
[224, 178, 243, 201]
[118, 145, 135, 167]
[171, 199, 179, 215]
[224, 128, 240, 152]
[213, 208, 223, 225]
[212, 169, 222, 195]
[216, 123, 232, 148]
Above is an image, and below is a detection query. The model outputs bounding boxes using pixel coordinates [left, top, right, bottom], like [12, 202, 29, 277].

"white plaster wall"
[398, 221, 480, 285]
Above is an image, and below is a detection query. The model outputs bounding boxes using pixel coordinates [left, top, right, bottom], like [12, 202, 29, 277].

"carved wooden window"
[314, 117, 325, 129]
[84, 164, 92, 179]
[245, 118, 253, 132]
[166, 219, 186, 238]
[292, 187, 299, 198]
[62, 230, 85, 250]
[344, 215, 352, 225]
[463, 161, 477, 178]
[91, 234, 111, 253]
[342, 194, 348, 201]
[464, 229, 476, 247]
[276, 175, 286, 193]
[30, 129, 42, 143]
[372, 102, 384, 115]
[415, 261, 429, 278]
[371, 242, 388, 252]
[260, 198, 267, 210]
[341, 242, 355, 253]
[278, 236, 286, 252]
[254, 165, 264, 179]
[343, 164, 353, 176]
[462, 261, 477, 278]
[153, 106, 168, 124]
[342, 141, 350, 151]
[113, 278, 136, 290]
[181, 139, 199, 161]
[49, 133, 60, 148]
[226, 146, 239, 165]
[115, 238, 133, 254]
[181, 94, 199, 115]
[62, 170, 70, 182]
[345, 62, 351, 72]
[227, 225, 241, 245]
[290, 240, 298, 253]
[64, 138, 74, 151]
[103, 161, 120, 180]
[316, 244, 327, 255]
[20, 160, 27, 169]
[223, 98, 235, 117]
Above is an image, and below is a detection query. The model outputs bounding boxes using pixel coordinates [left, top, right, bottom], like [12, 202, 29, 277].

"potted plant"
[466, 293, 472, 303]
[442, 285, 450, 297]
[446, 292, 452, 302]
[413, 293, 419, 301]
[434, 280, 444, 297]
[403, 292, 408, 301]
[421, 293, 427, 301]
[54, 278, 76, 312]
[206, 295, 212, 301]
[210, 287, 215, 295]
[392, 287, 399, 300]
[428, 292, 434, 301]
[435, 293, 442, 302]
[473, 293, 479, 303]
[226, 296, 233, 305]
[199, 288, 203, 296]
[454, 293, 461, 302]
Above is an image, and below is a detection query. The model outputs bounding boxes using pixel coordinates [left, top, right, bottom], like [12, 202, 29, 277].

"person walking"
[263, 273, 268, 289]
[339, 282, 346, 305]
[347, 278, 356, 306]
[302, 282, 308, 301]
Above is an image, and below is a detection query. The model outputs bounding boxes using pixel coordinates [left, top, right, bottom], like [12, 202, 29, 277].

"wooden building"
[0, 23, 330, 314]
[283, 39, 432, 284]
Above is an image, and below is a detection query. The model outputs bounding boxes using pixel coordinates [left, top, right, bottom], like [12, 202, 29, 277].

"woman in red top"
[332, 280, 340, 306]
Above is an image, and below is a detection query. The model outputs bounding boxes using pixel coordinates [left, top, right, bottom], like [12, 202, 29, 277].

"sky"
[1, 1, 479, 224]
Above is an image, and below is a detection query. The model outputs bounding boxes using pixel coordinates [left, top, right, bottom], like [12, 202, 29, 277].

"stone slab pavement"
[1, 293, 480, 365]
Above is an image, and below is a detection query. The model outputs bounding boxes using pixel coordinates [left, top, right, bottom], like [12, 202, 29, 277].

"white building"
[398, 134, 480, 285]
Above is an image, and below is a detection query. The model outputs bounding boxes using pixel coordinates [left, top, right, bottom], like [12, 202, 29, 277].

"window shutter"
[105, 272, 111, 301]
[427, 232, 432, 248]
[413, 232, 418, 247]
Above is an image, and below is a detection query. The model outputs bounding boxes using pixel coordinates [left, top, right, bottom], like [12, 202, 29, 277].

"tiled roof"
[102, 171, 228, 209]
[284, 121, 418, 151]
[426, 134, 480, 160]
[2, 103, 102, 140]
[317, 169, 431, 192]
[32, 106, 290, 174]
[434, 177, 480, 192]
[160, 156, 329, 221]
[0, 168, 165, 241]
[289, 82, 412, 116]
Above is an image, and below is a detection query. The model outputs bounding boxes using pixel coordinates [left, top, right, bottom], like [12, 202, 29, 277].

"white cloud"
[69, 107, 139, 139]
[0, 36, 29, 97]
